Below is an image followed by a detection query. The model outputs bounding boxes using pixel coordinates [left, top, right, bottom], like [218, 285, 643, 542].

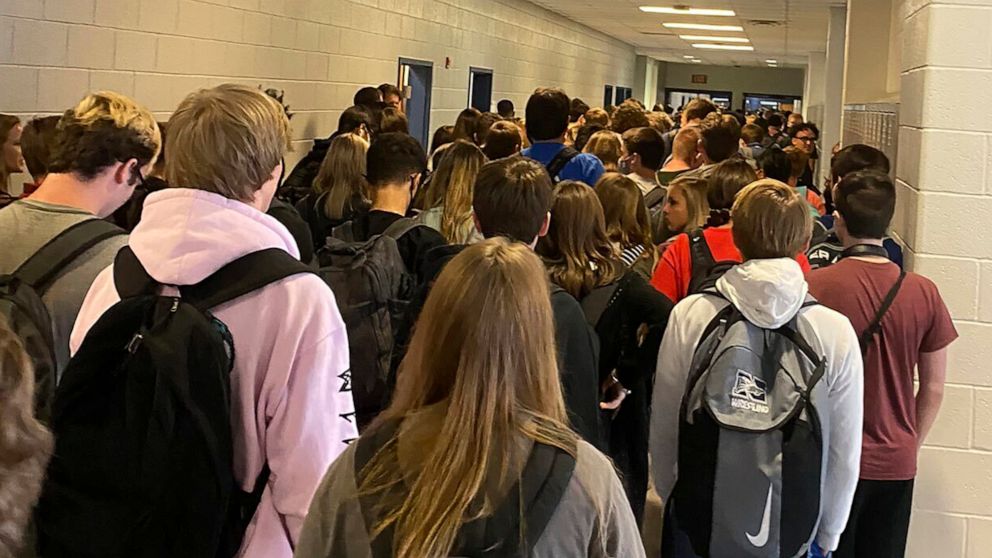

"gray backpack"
[668, 293, 826, 558]
[317, 218, 422, 432]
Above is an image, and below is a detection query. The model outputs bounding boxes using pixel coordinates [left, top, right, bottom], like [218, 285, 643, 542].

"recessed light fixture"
[765, 59, 778, 63]
[664, 22, 745, 32]
[692, 43, 755, 51]
[640, 6, 736, 16]
[679, 35, 750, 43]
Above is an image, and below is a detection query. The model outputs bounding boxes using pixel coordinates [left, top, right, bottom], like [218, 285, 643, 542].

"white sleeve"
[815, 324, 864, 552]
[649, 300, 697, 500]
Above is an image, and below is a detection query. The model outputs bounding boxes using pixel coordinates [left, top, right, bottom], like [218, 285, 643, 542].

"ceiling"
[527, 0, 845, 67]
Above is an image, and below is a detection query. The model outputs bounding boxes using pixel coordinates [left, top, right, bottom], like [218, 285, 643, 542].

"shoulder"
[551, 288, 585, 321]
[572, 440, 625, 504]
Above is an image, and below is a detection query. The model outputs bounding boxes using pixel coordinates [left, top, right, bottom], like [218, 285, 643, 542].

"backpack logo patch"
[731, 370, 769, 414]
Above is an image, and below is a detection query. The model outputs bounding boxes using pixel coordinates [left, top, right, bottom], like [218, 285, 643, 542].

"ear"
[113, 159, 139, 186]
[756, 169, 766, 179]
[538, 211, 551, 238]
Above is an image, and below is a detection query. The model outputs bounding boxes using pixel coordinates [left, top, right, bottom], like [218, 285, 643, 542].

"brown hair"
[783, 146, 810, 180]
[313, 133, 370, 221]
[167, 84, 290, 202]
[671, 126, 700, 163]
[537, 181, 619, 299]
[741, 123, 765, 145]
[0, 115, 21, 190]
[582, 130, 623, 172]
[707, 158, 758, 227]
[667, 175, 710, 233]
[482, 121, 522, 160]
[48, 92, 161, 181]
[647, 111, 674, 135]
[732, 179, 813, 260]
[472, 157, 552, 243]
[682, 98, 718, 122]
[474, 112, 501, 146]
[698, 113, 741, 163]
[0, 317, 54, 556]
[20, 116, 60, 180]
[595, 173, 656, 268]
[583, 108, 610, 127]
[610, 103, 649, 135]
[422, 140, 486, 243]
[379, 107, 409, 134]
[452, 108, 482, 144]
[362, 239, 576, 558]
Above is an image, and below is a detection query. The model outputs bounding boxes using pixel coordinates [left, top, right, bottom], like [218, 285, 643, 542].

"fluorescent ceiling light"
[765, 59, 777, 63]
[679, 35, 750, 43]
[683, 54, 696, 58]
[640, 6, 736, 16]
[693, 43, 755, 51]
[692, 59, 703, 63]
[664, 22, 745, 32]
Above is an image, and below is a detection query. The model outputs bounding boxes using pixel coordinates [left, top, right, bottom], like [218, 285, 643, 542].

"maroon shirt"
[809, 258, 957, 480]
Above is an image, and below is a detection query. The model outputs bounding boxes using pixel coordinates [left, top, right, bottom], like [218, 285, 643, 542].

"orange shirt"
[651, 227, 811, 303]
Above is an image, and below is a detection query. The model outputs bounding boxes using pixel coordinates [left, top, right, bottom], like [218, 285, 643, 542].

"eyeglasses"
[796, 136, 817, 144]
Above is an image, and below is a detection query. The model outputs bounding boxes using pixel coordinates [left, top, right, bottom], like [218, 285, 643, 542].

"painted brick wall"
[894, 1, 992, 556]
[0, 0, 636, 171]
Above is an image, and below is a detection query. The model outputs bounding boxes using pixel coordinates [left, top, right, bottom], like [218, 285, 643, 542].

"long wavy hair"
[360, 239, 577, 558]
[420, 140, 486, 243]
[312, 133, 370, 221]
[537, 181, 620, 299]
[595, 172, 657, 268]
[0, 317, 54, 556]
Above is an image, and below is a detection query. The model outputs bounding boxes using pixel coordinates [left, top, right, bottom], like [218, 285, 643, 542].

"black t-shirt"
[351, 209, 446, 279]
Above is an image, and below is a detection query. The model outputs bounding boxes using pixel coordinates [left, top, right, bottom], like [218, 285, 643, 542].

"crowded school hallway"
[0, 0, 985, 557]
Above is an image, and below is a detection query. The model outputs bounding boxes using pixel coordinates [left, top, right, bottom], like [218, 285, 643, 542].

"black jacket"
[278, 135, 335, 205]
[391, 244, 604, 450]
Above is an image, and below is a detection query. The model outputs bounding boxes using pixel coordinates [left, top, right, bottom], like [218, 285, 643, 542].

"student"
[574, 123, 606, 153]
[583, 107, 611, 128]
[295, 133, 371, 250]
[377, 83, 403, 111]
[788, 111, 804, 129]
[660, 175, 710, 244]
[789, 122, 820, 188]
[611, 103, 650, 135]
[582, 130, 624, 173]
[740, 122, 766, 160]
[0, 318, 54, 558]
[64, 84, 356, 558]
[651, 179, 864, 558]
[297, 239, 644, 558]
[481, 120, 522, 160]
[621, 127, 666, 196]
[353, 86, 382, 108]
[595, 172, 659, 280]
[764, 113, 789, 148]
[660, 98, 717, 162]
[683, 113, 742, 180]
[537, 180, 671, 525]
[452, 107, 482, 144]
[521, 88, 605, 186]
[473, 112, 501, 146]
[496, 98, 515, 119]
[808, 171, 957, 558]
[656, 127, 701, 186]
[394, 157, 603, 449]
[784, 146, 826, 216]
[111, 121, 171, 232]
[756, 145, 792, 183]
[344, 132, 446, 278]
[378, 107, 408, 134]
[416, 140, 486, 245]
[0, 92, 158, 376]
[1, 114, 24, 208]
[18, 115, 60, 196]
[570, 97, 591, 123]
[280, 105, 372, 205]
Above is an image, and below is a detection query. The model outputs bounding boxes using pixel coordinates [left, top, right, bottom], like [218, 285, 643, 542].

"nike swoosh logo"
[746, 484, 773, 547]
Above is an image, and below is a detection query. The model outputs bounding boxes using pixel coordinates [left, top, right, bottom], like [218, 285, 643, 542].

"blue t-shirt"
[522, 142, 605, 186]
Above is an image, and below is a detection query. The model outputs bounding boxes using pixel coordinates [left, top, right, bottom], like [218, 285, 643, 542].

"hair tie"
[706, 208, 731, 228]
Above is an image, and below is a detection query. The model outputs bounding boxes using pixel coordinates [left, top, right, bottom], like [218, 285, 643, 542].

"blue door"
[400, 58, 433, 150]
[469, 67, 493, 112]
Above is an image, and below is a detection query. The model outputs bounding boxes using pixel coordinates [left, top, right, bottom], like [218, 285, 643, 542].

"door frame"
[398, 57, 434, 150]
[468, 66, 494, 111]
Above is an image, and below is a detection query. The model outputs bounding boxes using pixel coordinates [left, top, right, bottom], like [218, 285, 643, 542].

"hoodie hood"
[716, 258, 808, 329]
[130, 188, 299, 285]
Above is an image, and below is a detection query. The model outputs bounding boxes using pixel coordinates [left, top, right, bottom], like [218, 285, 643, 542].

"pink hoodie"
[70, 189, 357, 558]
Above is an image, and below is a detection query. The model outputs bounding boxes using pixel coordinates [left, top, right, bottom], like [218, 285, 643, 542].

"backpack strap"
[859, 270, 906, 353]
[379, 217, 424, 241]
[545, 146, 580, 181]
[579, 279, 624, 329]
[181, 248, 315, 311]
[15, 218, 125, 294]
[643, 186, 666, 209]
[687, 228, 717, 294]
[330, 221, 357, 243]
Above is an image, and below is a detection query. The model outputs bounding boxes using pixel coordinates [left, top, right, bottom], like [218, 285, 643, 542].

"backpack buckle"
[126, 333, 144, 354]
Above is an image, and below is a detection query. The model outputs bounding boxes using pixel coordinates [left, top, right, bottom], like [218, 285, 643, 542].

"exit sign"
[691, 74, 708, 84]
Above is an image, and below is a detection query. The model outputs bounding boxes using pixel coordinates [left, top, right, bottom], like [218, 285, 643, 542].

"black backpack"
[0, 218, 124, 422]
[644, 186, 667, 244]
[545, 146, 580, 183]
[37, 247, 314, 558]
[687, 228, 739, 296]
[317, 218, 422, 431]
[354, 419, 577, 557]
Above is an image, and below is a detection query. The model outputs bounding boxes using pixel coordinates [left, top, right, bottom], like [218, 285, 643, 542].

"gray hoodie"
[650, 258, 864, 552]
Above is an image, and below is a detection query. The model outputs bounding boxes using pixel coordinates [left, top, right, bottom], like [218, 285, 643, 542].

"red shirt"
[808, 258, 958, 480]
[650, 227, 811, 303]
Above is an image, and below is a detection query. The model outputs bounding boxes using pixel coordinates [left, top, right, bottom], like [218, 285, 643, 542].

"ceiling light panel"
[678, 35, 750, 43]
[692, 43, 755, 51]
[640, 6, 736, 16]
[663, 23, 745, 32]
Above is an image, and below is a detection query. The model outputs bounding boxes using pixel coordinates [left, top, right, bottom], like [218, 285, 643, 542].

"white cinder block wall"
[895, 1, 992, 556]
[0, 0, 636, 170]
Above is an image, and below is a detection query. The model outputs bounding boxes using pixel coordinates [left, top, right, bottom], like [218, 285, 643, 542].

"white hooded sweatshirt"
[650, 258, 864, 552]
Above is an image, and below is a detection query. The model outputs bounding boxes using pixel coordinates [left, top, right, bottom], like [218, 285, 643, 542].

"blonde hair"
[313, 133, 369, 221]
[582, 130, 623, 172]
[48, 92, 161, 180]
[0, 317, 53, 556]
[361, 239, 576, 558]
[732, 179, 813, 260]
[421, 140, 486, 244]
[667, 175, 710, 233]
[167, 84, 291, 202]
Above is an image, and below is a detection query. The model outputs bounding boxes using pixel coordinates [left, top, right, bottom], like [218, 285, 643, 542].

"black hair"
[622, 127, 665, 171]
[365, 132, 427, 186]
[767, 113, 784, 129]
[757, 147, 792, 183]
[569, 98, 590, 123]
[574, 123, 605, 153]
[430, 125, 455, 155]
[496, 99, 514, 118]
[377, 83, 401, 100]
[337, 105, 373, 134]
[835, 170, 896, 239]
[831, 144, 890, 180]
[526, 88, 570, 141]
[353, 86, 382, 107]
[789, 122, 819, 139]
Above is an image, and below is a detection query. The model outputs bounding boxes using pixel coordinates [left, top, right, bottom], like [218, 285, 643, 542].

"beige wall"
[0, 0, 637, 172]
[657, 62, 805, 112]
